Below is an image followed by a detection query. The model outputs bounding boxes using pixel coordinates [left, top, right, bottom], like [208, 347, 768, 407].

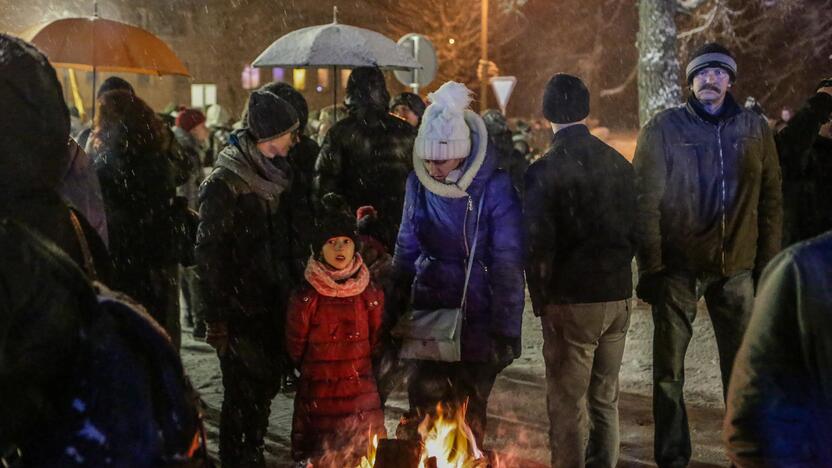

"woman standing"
[392, 82, 525, 446]
[90, 90, 180, 345]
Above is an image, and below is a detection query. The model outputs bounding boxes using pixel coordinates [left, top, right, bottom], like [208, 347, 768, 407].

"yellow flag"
[67, 69, 86, 121]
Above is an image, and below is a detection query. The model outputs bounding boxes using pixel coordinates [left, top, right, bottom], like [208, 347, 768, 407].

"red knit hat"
[176, 108, 206, 132]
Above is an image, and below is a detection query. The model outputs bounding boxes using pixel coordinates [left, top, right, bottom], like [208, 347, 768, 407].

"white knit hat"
[414, 81, 472, 161]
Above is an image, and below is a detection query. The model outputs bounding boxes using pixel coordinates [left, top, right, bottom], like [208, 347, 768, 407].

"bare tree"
[677, 0, 832, 104]
[637, 0, 684, 126]
[376, 0, 528, 95]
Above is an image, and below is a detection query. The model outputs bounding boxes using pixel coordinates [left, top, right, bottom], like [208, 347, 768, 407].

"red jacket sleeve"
[285, 289, 317, 365]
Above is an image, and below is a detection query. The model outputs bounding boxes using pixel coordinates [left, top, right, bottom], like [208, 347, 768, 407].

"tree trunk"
[637, 0, 683, 127]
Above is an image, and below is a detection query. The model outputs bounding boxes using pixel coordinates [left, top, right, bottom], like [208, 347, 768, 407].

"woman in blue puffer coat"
[392, 82, 525, 447]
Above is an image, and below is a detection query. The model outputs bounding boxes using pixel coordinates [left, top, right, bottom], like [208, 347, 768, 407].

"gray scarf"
[215, 130, 292, 202]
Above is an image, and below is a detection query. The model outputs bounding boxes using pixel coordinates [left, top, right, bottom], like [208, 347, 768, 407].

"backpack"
[0, 220, 210, 467]
[60, 285, 210, 467]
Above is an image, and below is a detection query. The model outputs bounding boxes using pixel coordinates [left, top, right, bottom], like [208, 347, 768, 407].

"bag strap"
[69, 209, 98, 281]
[460, 192, 486, 311]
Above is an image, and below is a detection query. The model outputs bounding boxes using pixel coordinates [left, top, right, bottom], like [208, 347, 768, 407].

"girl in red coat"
[286, 200, 386, 465]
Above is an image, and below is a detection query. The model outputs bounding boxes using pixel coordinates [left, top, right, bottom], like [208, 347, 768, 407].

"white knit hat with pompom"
[414, 81, 472, 161]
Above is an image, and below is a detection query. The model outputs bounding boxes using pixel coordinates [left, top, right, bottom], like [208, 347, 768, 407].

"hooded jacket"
[314, 68, 416, 250]
[633, 94, 783, 278]
[0, 34, 111, 283]
[393, 111, 525, 362]
[724, 231, 832, 467]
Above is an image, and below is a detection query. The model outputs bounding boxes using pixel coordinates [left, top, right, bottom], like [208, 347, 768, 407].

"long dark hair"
[92, 90, 163, 156]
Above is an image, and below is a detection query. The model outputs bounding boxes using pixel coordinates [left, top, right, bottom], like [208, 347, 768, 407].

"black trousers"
[406, 360, 499, 448]
[652, 270, 753, 468]
[218, 346, 281, 468]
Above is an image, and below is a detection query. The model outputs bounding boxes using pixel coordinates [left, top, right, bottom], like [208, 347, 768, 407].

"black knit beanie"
[246, 90, 299, 142]
[389, 92, 426, 118]
[260, 81, 309, 132]
[314, 193, 359, 250]
[686, 43, 737, 84]
[542, 74, 590, 124]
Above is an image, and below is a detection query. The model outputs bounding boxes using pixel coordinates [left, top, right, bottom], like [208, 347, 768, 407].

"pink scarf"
[304, 253, 370, 297]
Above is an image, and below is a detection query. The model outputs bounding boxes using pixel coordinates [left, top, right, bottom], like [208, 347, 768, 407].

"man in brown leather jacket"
[633, 43, 782, 468]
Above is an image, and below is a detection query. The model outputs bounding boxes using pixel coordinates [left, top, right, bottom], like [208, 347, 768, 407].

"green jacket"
[724, 231, 832, 467]
[633, 95, 783, 278]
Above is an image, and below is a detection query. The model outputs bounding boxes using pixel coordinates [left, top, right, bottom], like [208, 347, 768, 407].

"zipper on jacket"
[463, 195, 473, 257]
[716, 125, 727, 274]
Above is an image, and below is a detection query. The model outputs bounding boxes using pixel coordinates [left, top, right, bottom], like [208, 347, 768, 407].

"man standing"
[314, 66, 415, 251]
[633, 43, 782, 467]
[196, 90, 299, 467]
[525, 74, 636, 468]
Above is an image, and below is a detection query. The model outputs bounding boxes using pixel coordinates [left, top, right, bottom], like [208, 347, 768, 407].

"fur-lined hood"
[413, 110, 492, 198]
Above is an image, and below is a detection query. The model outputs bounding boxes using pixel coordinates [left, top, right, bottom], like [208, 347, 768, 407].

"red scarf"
[304, 253, 370, 297]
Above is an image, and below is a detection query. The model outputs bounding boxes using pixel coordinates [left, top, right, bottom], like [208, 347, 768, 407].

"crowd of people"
[3, 30, 832, 468]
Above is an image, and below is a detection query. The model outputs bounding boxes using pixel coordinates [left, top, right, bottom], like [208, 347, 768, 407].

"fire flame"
[357, 432, 379, 468]
[355, 400, 485, 468]
[417, 401, 484, 468]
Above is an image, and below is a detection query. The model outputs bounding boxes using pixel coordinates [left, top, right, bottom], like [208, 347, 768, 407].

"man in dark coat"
[724, 230, 832, 467]
[0, 34, 111, 283]
[314, 66, 416, 251]
[196, 89, 299, 467]
[633, 43, 783, 468]
[524, 74, 636, 468]
[774, 81, 832, 247]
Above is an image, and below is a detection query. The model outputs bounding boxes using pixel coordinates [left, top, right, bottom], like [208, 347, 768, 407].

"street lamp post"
[480, 0, 488, 112]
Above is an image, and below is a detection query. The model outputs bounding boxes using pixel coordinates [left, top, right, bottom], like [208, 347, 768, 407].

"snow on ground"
[181, 292, 728, 467]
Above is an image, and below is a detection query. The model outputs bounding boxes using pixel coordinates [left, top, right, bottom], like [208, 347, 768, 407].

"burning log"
[373, 439, 421, 468]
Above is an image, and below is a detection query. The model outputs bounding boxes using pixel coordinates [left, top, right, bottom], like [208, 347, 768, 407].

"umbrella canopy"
[252, 21, 421, 71]
[20, 16, 189, 76]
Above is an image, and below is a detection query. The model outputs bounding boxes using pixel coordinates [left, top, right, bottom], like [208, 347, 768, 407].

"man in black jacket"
[196, 90, 299, 467]
[314, 66, 415, 251]
[775, 81, 832, 246]
[633, 43, 782, 468]
[524, 74, 636, 468]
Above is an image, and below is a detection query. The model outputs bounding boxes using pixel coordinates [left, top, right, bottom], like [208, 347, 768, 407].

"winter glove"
[636, 271, 666, 306]
[205, 321, 229, 356]
[490, 335, 520, 371]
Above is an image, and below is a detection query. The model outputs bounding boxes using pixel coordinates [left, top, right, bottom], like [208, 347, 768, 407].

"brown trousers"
[542, 300, 630, 468]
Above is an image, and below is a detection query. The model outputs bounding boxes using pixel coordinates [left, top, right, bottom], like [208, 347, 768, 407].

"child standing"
[286, 200, 386, 465]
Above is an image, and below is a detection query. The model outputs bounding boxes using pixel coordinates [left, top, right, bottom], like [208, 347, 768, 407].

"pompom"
[427, 81, 472, 118]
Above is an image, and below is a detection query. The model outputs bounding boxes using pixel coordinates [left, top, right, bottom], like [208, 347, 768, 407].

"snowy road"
[181, 297, 728, 467]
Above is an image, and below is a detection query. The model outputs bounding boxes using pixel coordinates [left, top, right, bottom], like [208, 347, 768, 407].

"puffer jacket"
[285, 281, 385, 458]
[196, 130, 296, 323]
[314, 74, 416, 250]
[393, 111, 525, 362]
[633, 94, 783, 278]
[724, 231, 832, 467]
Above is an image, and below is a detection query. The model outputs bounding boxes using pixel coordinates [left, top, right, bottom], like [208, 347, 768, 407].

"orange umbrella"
[19, 16, 190, 76]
